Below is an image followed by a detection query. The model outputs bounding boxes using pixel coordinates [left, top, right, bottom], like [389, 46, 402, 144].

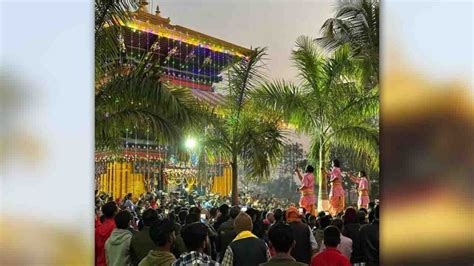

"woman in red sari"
[295, 165, 317, 216]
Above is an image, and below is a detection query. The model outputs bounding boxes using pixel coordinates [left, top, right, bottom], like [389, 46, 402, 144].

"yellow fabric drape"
[211, 166, 232, 196]
[97, 162, 147, 199]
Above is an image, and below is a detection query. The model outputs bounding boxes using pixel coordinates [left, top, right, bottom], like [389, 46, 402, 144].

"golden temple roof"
[125, 3, 252, 58]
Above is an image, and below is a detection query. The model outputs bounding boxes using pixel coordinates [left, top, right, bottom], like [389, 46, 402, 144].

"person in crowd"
[310, 226, 351, 266]
[261, 223, 307, 266]
[357, 210, 368, 225]
[295, 165, 317, 216]
[360, 205, 379, 266]
[138, 219, 176, 266]
[265, 212, 275, 225]
[313, 215, 331, 251]
[96, 201, 118, 266]
[178, 210, 188, 225]
[124, 193, 135, 211]
[216, 206, 240, 262]
[209, 207, 218, 223]
[130, 209, 159, 265]
[285, 207, 318, 264]
[222, 212, 270, 266]
[323, 159, 346, 217]
[319, 218, 352, 259]
[349, 171, 370, 209]
[173, 222, 219, 266]
[95, 206, 102, 228]
[273, 209, 284, 225]
[213, 204, 229, 230]
[247, 208, 265, 238]
[105, 210, 134, 266]
[342, 207, 363, 264]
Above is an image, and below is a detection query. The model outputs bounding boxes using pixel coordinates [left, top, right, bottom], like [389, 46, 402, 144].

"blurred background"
[1, 0, 472, 265]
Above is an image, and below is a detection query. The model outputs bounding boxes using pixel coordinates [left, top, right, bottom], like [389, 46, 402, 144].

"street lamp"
[185, 137, 197, 150]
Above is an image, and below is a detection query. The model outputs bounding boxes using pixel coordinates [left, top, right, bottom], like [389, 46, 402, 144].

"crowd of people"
[95, 189, 379, 266]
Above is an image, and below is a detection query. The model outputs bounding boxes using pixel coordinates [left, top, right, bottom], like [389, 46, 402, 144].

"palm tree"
[317, 0, 379, 87]
[95, 0, 205, 149]
[199, 48, 285, 205]
[254, 36, 378, 211]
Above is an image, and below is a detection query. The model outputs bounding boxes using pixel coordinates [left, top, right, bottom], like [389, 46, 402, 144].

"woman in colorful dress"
[295, 165, 317, 216]
[349, 171, 370, 209]
[322, 159, 345, 216]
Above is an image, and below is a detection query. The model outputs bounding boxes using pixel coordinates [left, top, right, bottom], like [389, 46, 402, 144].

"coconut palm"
[199, 48, 285, 205]
[95, 0, 206, 149]
[254, 36, 379, 211]
[317, 0, 379, 87]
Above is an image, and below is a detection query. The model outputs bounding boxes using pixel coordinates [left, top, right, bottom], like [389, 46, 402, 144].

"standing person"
[139, 219, 176, 266]
[216, 206, 240, 262]
[341, 207, 363, 264]
[295, 165, 317, 216]
[221, 213, 270, 266]
[360, 205, 379, 266]
[96, 201, 118, 266]
[105, 210, 134, 266]
[319, 219, 352, 259]
[172, 222, 219, 266]
[322, 159, 345, 217]
[310, 226, 351, 266]
[349, 171, 370, 209]
[124, 193, 135, 211]
[261, 223, 307, 266]
[313, 215, 331, 252]
[130, 209, 159, 265]
[285, 207, 318, 264]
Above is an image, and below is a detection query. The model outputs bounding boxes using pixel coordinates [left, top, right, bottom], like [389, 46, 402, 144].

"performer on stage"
[322, 159, 345, 216]
[295, 165, 316, 216]
[349, 171, 370, 209]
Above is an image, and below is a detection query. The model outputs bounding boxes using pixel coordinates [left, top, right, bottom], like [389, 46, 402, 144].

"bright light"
[185, 137, 197, 150]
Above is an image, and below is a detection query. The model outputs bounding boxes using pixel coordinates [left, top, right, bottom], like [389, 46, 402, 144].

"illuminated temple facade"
[96, 2, 251, 199]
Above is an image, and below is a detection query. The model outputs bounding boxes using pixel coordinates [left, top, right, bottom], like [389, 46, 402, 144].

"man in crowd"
[216, 206, 240, 262]
[95, 201, 118, 266]
[319, 218, 352, 259]
[213, 204, 230, 231]
[265, 212, 275, 225]
[313, 215, 331, 251]
[173, 222, 219, 266]
[342, 207, 363, 264]
[360, 205, 379, 266]
[130, 208, 159, 265]
[273, 209, 284, 225]
[139, 219, 176, 266]
[222, 212, 270, 266]
[310, 226, 351, 266]
[105, 210, 134, 266]
[261, 223, 307, 266]
[286, 207, 318, 264]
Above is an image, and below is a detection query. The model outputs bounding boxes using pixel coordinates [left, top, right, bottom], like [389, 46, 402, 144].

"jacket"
[138, 250, 176, 266]
[105, 228, 133, 266]
[289, 222, 312, 264]
[130, 226, 157, 265]
[360, 220, 379, 266]
[217, 218, 237, 256]
[343, 222, 363, 263]
[95, 218, 116, 266]
[259, 254, 307, 266]
[223, 231, 269, 266]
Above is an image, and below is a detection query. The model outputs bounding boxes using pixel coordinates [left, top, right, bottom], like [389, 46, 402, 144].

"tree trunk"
[231, 154, 239, 205]
[317, 138, 329, 212]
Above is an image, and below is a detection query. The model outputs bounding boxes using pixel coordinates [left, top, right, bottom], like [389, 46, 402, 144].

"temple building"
[95, 2, 252, 199]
